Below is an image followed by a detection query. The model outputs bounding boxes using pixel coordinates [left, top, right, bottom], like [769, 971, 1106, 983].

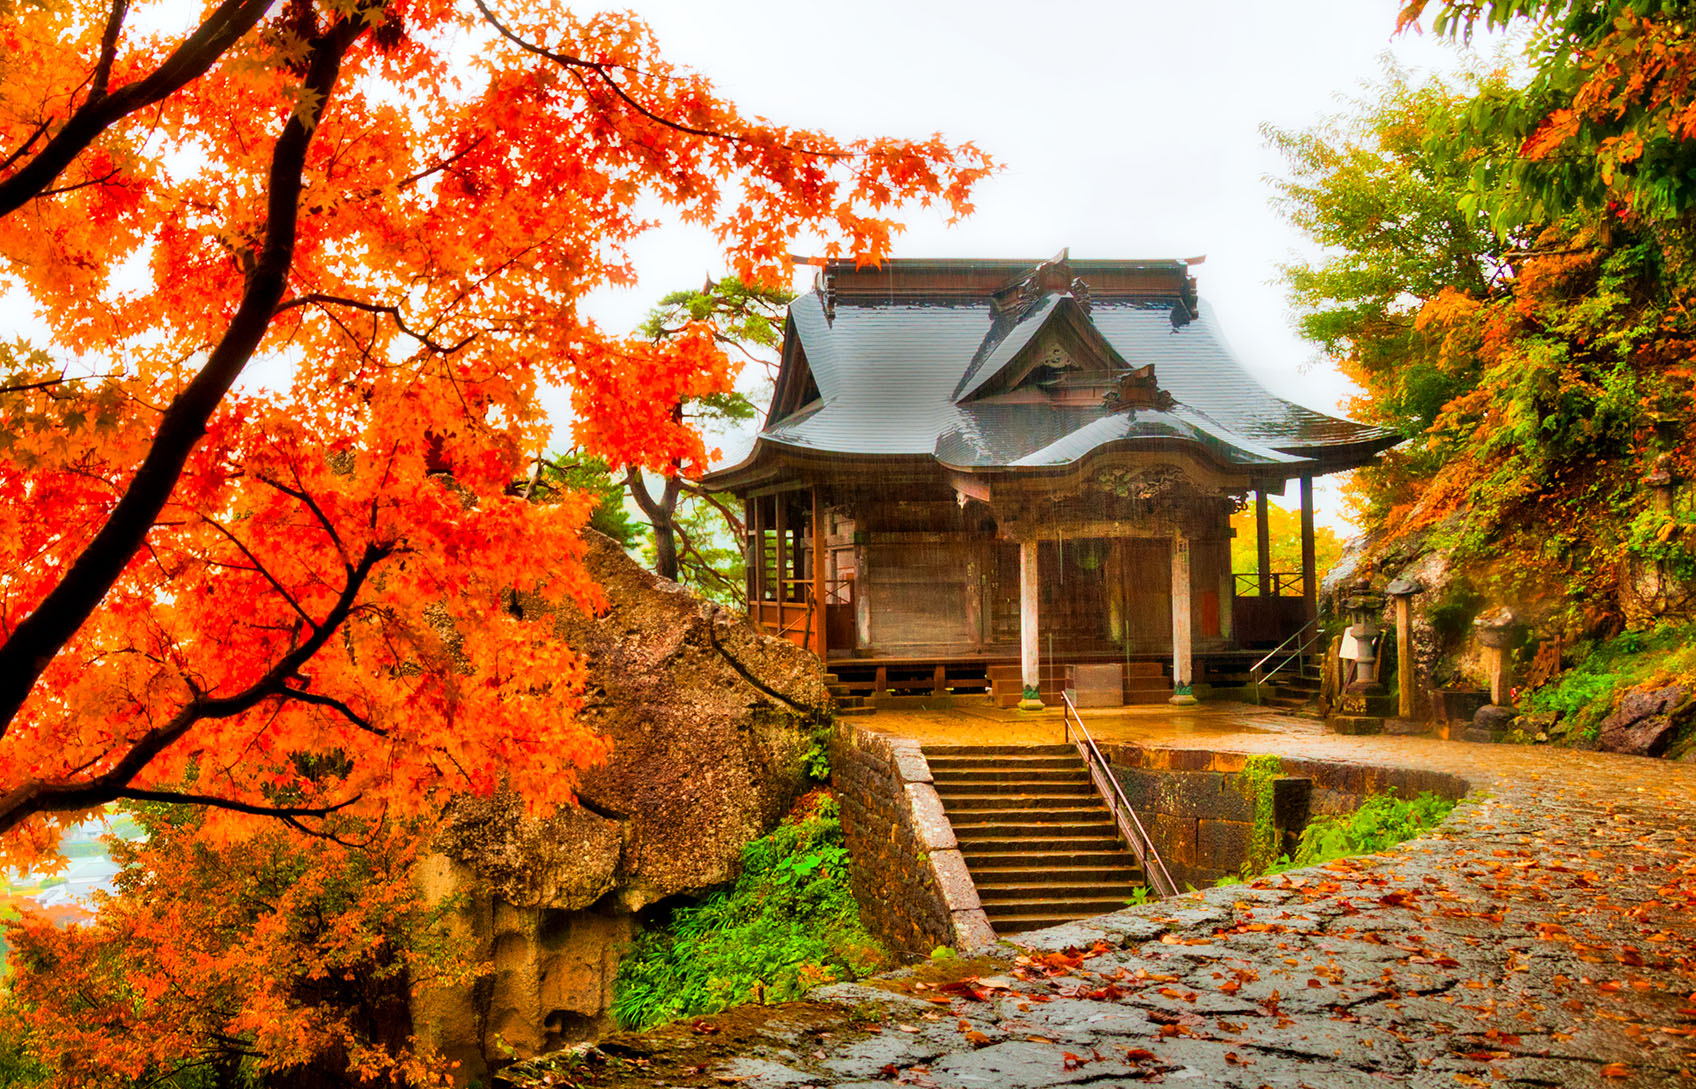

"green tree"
[1229, 502, 1344, 590]
[1272, 30, 1696, 632]
[1263, 65, 1523, 522]
[625, 278, 793, 594]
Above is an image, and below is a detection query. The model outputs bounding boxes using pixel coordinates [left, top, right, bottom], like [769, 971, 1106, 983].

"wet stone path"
[506, 723, 1696, 1089]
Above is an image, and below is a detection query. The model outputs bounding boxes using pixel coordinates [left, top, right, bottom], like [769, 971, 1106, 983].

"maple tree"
[0, 0, 990, 865]
[2, 805, 467, 1088]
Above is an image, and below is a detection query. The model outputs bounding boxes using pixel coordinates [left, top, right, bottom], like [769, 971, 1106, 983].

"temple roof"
[706, 257, 1399, 489]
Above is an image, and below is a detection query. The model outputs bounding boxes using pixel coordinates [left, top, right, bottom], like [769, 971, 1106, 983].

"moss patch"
[1235, 754, 1283, 877]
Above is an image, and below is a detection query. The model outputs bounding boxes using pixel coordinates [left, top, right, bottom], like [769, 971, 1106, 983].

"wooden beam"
[1394, 594, 1414, 720]
[1300, 475, 1317, 623]
[774, 491, 788, 603]
[743, 496, 756, 608]
[811, 486, 827, 657]
[1255, 489, 1271, 597]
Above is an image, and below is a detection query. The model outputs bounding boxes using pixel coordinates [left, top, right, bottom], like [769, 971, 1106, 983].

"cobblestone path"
[508, 717, 1696, 1089]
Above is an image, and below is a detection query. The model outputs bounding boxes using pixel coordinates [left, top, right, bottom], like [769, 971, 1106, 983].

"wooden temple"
[701, 255, 1397, 708]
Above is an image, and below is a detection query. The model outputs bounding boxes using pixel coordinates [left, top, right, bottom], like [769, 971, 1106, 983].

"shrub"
[610, 793, 887, 1030]
[1276, 790, 1457, 872]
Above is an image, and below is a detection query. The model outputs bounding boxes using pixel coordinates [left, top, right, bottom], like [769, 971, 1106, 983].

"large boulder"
[414, 530, 831, 1075]
[1597, 684, 1693, 757]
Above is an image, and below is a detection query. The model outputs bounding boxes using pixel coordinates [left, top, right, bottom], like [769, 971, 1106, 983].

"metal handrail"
[1060, 691, 1178, 900]
[1250, 617, 1325, 695]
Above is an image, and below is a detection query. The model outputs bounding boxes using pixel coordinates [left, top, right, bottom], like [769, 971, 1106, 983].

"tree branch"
[468, 0, 844, 159]
[0, 0, 277, 218]
[274, 293, 476, 354]
[0, 541, 391, 837]
[113, 787, 361, 820]
[0, 16, 365, 740]
[279, 686, 386, 736]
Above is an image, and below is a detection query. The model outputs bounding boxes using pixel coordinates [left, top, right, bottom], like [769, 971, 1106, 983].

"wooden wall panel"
[863, 538, 975, 652]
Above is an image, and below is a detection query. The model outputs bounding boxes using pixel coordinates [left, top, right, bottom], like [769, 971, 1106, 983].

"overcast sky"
[564, 0, 1507, 533]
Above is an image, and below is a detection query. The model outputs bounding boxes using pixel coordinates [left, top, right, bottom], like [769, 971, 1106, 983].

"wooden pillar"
[1255, 489, 1272, 596]
[810, 486, 827, 657]
[744, 497, 756, 610]
[774, 493, 787, 609]
[751, 497, 766, 619]
[1394, 595, 1414, 719]
[1300, 475, 1317, 623]
[1018, 538, 1043, 710]
[1170, 534, 1197, 705]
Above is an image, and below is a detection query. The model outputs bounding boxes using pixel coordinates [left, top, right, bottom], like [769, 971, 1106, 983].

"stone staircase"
[824, 673, 873, 717]
[1262, 663, 1323, 712]
[924, 744, 1147, 933]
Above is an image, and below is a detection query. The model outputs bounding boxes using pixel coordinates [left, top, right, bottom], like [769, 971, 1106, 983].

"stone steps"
[924, 744, 1149, 935]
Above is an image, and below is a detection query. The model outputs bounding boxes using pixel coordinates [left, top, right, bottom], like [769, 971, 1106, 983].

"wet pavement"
[506, 705, 1696, 1089]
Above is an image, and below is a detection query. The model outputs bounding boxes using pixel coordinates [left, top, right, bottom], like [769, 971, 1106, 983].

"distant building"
[702, 254, 1395, 708]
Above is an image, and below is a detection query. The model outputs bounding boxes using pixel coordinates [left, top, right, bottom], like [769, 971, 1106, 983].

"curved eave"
[938, 434, 1315, 484]
[699, 437, 940, 492]
[1271, 429, 1405, 473]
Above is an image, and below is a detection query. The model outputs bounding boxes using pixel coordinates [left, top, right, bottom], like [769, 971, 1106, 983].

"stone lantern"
[1385, 576, 1422, 720]
[1473, 606, 1520, 707]
[1645, 453, 1677, 516]
[1338, 580, 1387, 693]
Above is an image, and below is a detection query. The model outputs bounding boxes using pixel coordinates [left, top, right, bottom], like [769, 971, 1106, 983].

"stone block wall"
[1107, 746, 1469, 890]
[830, 725, 994, 959]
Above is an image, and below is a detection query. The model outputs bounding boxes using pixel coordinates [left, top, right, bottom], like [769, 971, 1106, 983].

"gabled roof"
[706, 257, 1399, 488]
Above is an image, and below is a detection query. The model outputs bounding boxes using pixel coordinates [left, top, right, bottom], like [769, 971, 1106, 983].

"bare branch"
[203, 516, 317, 630]
[113, 786, 361, 820]
[91, 0, 132, 102]
[278, 686, 386, 736]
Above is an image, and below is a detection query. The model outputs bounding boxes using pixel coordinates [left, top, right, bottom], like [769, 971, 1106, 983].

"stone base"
[1383, 717, 1429, 737]
[1168, 693, 1199, 707]
[1461, 725, 1495, 744]
[1017, 697, 1046, 711]
[1329, 714, 1384, 736]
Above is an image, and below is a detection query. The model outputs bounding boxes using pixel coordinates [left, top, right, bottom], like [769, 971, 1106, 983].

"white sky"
[565, 0, 1507, 534]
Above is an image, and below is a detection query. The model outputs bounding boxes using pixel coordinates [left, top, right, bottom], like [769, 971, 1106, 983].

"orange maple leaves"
[0, 0, 990, 864]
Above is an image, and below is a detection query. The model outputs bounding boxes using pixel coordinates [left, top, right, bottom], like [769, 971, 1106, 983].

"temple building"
[701, 255, 1397, 709]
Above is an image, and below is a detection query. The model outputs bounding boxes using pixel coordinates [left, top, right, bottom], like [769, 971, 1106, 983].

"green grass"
[1211, 789, 1460, 888]
[1273, 790, 1457, 871]
[610, 792, 888, 1031]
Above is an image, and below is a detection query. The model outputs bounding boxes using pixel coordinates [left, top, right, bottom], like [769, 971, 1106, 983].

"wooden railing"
[1060, 691, 1178, 900]
[1233, 571, 1304, 597]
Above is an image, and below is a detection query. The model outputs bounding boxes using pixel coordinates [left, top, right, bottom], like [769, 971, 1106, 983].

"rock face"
[1597, 683, 1693, 757]
[412, 531, 831, 1079]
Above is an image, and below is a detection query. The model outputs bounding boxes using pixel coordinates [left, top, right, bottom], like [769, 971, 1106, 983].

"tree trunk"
[626, 469, 683, 582]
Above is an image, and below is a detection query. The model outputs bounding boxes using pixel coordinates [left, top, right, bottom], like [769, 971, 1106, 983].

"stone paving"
[506, 706, 1696, 1089]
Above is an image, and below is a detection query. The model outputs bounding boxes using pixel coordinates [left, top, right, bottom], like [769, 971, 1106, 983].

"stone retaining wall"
[829, 725, 994, 959]
[1106, 745, 1469, 889]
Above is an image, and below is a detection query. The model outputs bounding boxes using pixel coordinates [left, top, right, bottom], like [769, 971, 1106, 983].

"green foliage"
[1523, 621, 1696, 739]
[529, 454, 644, 551]
[611, 794, 887, 1031]
[1276, 790, 1458, 871]
[1271, 53, 1696, 633]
